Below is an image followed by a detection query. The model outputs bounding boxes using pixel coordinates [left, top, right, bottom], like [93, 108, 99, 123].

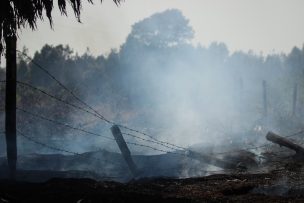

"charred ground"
[1, 166, 304, 202]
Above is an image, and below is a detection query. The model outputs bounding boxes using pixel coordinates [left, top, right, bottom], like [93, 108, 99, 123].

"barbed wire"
[17, 106, 304, 158]
[6, 75, 304, 158]
[121, 132, 182, 151]
[214, 130, 304, 155]
[17, 129, 80, 155]
[125, 141, 186, 156]
[16, 81, 184, 151]
[0, 129, 187, 158]
[119, 125, 187, 150]
[13, 96, 304, 157]
[17, 126, 186, 161]
[14, 99, 304, 157]
[15, 52, 187, 150]
[13, 117, 304, 167]
[16, 50, 109, 121]
[17, 81, 107, 121]
[16, 129, 126, 168]
[18, 106, 184, 152]
[16, 106, 291, 157]
[17, 107, 115, 141]
[17, 107, 186, 155]
[285, 129, 304, 138]
[261, 132, 304, 155]
[17, 107, 183, 153]
[1, 53, 304, 176]
[5, 53, 304, 154]
[17, 129, 229, 177]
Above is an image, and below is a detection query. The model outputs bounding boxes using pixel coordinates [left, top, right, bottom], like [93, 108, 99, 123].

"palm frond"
[0, 0, 123, 55]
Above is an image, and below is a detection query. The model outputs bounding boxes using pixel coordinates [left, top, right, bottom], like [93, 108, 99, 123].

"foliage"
[0, 0, 121, 55]
[124, 9, 193, 50]
[1, 9, 304, 154]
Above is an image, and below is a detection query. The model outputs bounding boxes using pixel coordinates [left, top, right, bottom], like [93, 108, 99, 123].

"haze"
[17, 0, 304, 57]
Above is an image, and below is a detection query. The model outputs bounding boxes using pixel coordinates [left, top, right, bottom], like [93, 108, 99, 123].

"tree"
[119, 9, 195, 85]
[0, 0, 121, 179]
[124, 9, 194, 49]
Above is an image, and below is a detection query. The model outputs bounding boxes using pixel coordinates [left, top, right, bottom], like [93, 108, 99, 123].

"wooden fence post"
[262, 80, 267, 117]
[5, 31, 17, 180]
[238, 77, 243, 114]
[292, 83, 297, 116]
[111, 125, 139, 178]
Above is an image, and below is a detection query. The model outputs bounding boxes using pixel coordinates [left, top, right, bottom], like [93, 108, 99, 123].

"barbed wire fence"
[2, 80, 304, 157]
[17, 51, 187, 151]
[16, 80, 304, 155]
[16, 80, 186, 152]
[1, 86, 304, 158]
[0, 52, 303, 177]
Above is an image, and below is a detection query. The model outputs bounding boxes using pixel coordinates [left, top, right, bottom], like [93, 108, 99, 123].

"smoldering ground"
[0, 9, 304, 181]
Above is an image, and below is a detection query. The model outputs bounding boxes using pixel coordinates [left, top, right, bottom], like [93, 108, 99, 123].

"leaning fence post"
[238, 77, 244, 114]
[262, 80, 267, 117]
[292, 83, 298, 116]
[111, 125, 139, 178]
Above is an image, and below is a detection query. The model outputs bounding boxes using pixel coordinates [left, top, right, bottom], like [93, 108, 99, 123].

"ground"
[0, 166, 304, 203]
[1, 133, 304, 202]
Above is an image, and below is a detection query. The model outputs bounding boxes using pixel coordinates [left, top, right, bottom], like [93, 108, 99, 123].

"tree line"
[1, 9, 304, 154]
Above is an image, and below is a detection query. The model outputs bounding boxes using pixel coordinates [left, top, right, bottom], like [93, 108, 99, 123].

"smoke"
[115, 46, 290, 153]
[1, 9, 304, 180]
[15, 10, 304, 155]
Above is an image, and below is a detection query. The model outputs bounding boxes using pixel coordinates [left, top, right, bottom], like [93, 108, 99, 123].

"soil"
[0, 167, 304, 203]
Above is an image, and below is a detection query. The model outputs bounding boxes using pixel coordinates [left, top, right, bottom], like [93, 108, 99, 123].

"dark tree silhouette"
[124, 9, 193, 49]
[0, 0, 121, 179]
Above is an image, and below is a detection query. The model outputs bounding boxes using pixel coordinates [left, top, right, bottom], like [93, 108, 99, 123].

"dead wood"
[266, 131, 304, 157]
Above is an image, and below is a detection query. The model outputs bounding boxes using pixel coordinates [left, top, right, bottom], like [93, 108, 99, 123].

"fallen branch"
[266, 132, 304, 156]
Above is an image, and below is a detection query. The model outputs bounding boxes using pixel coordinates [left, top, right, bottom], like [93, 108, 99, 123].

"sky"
[16, 0, 304, 57]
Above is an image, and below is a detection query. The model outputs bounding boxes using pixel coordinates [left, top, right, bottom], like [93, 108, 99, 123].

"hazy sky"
[17, 0, 304, 56]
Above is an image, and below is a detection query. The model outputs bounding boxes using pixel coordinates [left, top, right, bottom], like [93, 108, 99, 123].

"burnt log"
[266, 132, 304, 156]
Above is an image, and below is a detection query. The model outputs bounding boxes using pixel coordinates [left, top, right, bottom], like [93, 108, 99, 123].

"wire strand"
[16, 129, 123, 167]
[17, 129, 80, 155]
[17, 107, 115, 141]
[17, 107, 185, 152]
[16, 52, 187, 150]
[17, 80, 185, 150]
[122, 132, 182, 151]
[17, 107, 184, 155]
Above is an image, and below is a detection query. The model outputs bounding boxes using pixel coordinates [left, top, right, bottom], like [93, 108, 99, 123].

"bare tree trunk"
[5, 33, 17, 180]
